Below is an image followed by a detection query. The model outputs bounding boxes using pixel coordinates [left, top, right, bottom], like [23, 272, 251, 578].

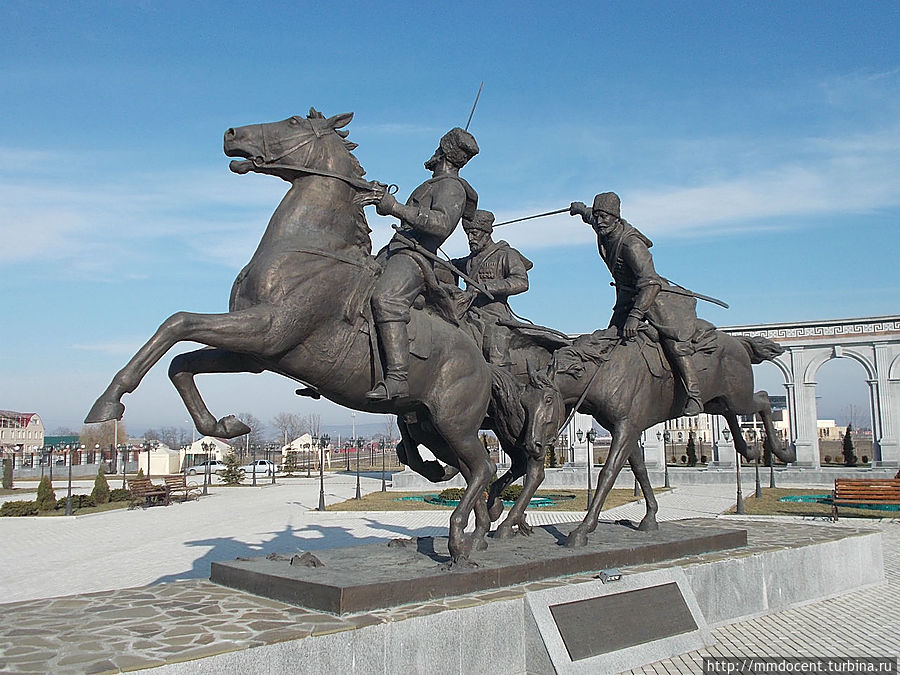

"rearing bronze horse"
[85, 109, 546, 563]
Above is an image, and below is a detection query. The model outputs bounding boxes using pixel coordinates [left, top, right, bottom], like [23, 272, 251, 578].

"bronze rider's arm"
[377, 180, 466, 238]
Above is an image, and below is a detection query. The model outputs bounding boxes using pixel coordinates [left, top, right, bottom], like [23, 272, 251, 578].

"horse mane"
[308, 107, 363, 175]
[488, 365, 526, 446]
[551, 329, 618, 379]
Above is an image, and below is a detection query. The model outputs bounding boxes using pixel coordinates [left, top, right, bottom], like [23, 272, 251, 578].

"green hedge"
[0, 500, 38, 517]
[109, 488, 131, 502]
[437, 487, 465, 501]
[501, 484, 524, 501]
[55, 494, 96, 510]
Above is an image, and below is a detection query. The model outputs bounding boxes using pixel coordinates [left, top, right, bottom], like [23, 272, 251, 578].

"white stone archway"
[725, 315, 900, 468]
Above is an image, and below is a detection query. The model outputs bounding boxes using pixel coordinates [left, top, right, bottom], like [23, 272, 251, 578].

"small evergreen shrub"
[861, 455, 869, 464]
[109, 488, 131, 502]
[283, 452, 299, 476]
[0, 500, 38, 517]
[219, 452, 245, 485]
[91, 466, 110, 505]
[136, 468, 145, 478]
[544, 445, 558, 468]
[842, 425, 857, 466]
[824, 455, 832, 464]
[2, 458, 12, 489]
[56, 494, 96, 510]
[36, 476, 56, 511]
[700, 455, 708, 464]
[438, 487, 465, 501]
[501, 484, 524, 501]
[686, 433, 698, 467]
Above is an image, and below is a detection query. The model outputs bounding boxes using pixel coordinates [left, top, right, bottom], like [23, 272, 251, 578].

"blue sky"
[1, 1, 897, 436]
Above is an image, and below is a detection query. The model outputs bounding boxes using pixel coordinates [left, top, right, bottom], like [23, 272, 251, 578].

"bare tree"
[381, 415, 397, 445]
[52, 426, 77, 436]
[79, 420, 128, 452]
[306, 413, 321, 439]
[235, 412, 265, 459]
[156, 426, 179, 449]
[271, 412, 307, 445]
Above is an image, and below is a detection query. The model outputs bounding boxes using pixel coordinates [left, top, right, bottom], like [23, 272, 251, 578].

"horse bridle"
[250, 117, 396, 195]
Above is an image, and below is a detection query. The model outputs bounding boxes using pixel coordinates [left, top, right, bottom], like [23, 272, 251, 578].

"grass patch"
[39, 501, 130, 517]
[725, 488, 900, 519]
[328, 488, 650, 512]
[0, 488, 35, 496]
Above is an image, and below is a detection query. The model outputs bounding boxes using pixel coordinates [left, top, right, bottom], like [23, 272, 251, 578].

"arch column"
[874, 344, 900, 467]
[786, 347, 821, 468]
[642, 422, 665, 470]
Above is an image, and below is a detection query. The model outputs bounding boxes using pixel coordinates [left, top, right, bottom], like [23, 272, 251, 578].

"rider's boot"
[366, 321, 410, 401]
[486, 325, 514, 368]
[671, 353, 703, 416]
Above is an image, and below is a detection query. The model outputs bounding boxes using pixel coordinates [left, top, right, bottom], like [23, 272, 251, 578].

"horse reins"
[250, 118, 396, 194]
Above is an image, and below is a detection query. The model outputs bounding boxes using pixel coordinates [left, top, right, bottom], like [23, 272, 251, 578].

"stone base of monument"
[210, 521, 745, 614]
[2, 520, 883, 674]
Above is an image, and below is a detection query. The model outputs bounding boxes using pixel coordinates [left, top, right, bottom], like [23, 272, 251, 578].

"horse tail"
[736, 335, 785, 364]
[488, 365, 525, 447]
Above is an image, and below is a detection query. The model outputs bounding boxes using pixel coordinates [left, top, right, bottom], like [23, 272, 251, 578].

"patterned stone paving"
[627, 520, 900, 674]
[0, 519, 884, 674]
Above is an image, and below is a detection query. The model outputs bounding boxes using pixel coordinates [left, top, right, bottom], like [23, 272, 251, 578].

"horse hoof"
[443, 557, 479, 571]
[494, 525, 515, 539]
[85, 398, 125, 424]
[565, 530, 589, 548]
[488, 501, 504, 521]
[518, 520, 534, 536]
[218, 415, 251, 439]
[638, 517, 659, 531]
[473, 537, 489, 552]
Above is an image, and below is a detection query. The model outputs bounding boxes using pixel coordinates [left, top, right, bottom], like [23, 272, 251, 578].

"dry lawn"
[726, 487, 900, 519]
[328, 488, 652, 512]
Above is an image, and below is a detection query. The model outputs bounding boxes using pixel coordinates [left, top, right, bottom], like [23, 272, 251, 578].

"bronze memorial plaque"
[549, 582, 697, 661]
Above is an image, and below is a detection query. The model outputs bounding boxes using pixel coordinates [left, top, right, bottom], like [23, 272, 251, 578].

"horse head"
[224, 108, 365, 185]
[520, 361, 566, 462]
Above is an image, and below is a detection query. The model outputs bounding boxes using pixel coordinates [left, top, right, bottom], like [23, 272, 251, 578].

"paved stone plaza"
[0, 474, 896, 673]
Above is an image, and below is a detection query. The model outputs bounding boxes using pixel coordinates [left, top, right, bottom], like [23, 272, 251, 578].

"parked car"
[185, 460, 228, 475]
[239, 459, 280, 476]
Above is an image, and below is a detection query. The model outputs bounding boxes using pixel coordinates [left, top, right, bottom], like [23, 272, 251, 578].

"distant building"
[0, 411, 45, 466]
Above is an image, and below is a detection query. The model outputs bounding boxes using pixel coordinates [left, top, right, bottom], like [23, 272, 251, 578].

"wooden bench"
[163, 474, 201, 502]
[128, 477, 170, 508]
[832, 478, 900, 520]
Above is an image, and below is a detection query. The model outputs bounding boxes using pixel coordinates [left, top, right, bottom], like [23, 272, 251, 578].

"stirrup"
[365, 378, 409, 401]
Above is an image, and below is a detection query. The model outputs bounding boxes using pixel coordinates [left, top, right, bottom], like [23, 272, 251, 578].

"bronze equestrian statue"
[570, 192, 705, 416]
[84, 110, 555, 564]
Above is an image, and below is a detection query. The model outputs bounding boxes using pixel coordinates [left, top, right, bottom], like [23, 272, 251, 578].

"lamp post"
[354, 437, 363, 499]
[269, 443, 277, 484]
[576, 429, 594, 508]
[749, 429, 762, 499]
[725, 427, 743, 514]
[119, 445, 127, 489]
[380, 439, 387, 492]
[659, 430, 671, 488]
[770, 442, 779, 489]
[144, 442, 152, 480]
[250, 443, 258, 486]
[201, 441, 210, 495]
[64, 444, 78, 516]
[634, 433, 645, 497]
[308, 437, 314, 479]
[318, 434, 329, 511]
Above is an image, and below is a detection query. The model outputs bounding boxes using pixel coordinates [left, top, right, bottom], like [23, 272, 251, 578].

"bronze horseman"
[570, 192, 704, 416]
[451, 209, 532, 367]
[365, 128, 479, 401]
